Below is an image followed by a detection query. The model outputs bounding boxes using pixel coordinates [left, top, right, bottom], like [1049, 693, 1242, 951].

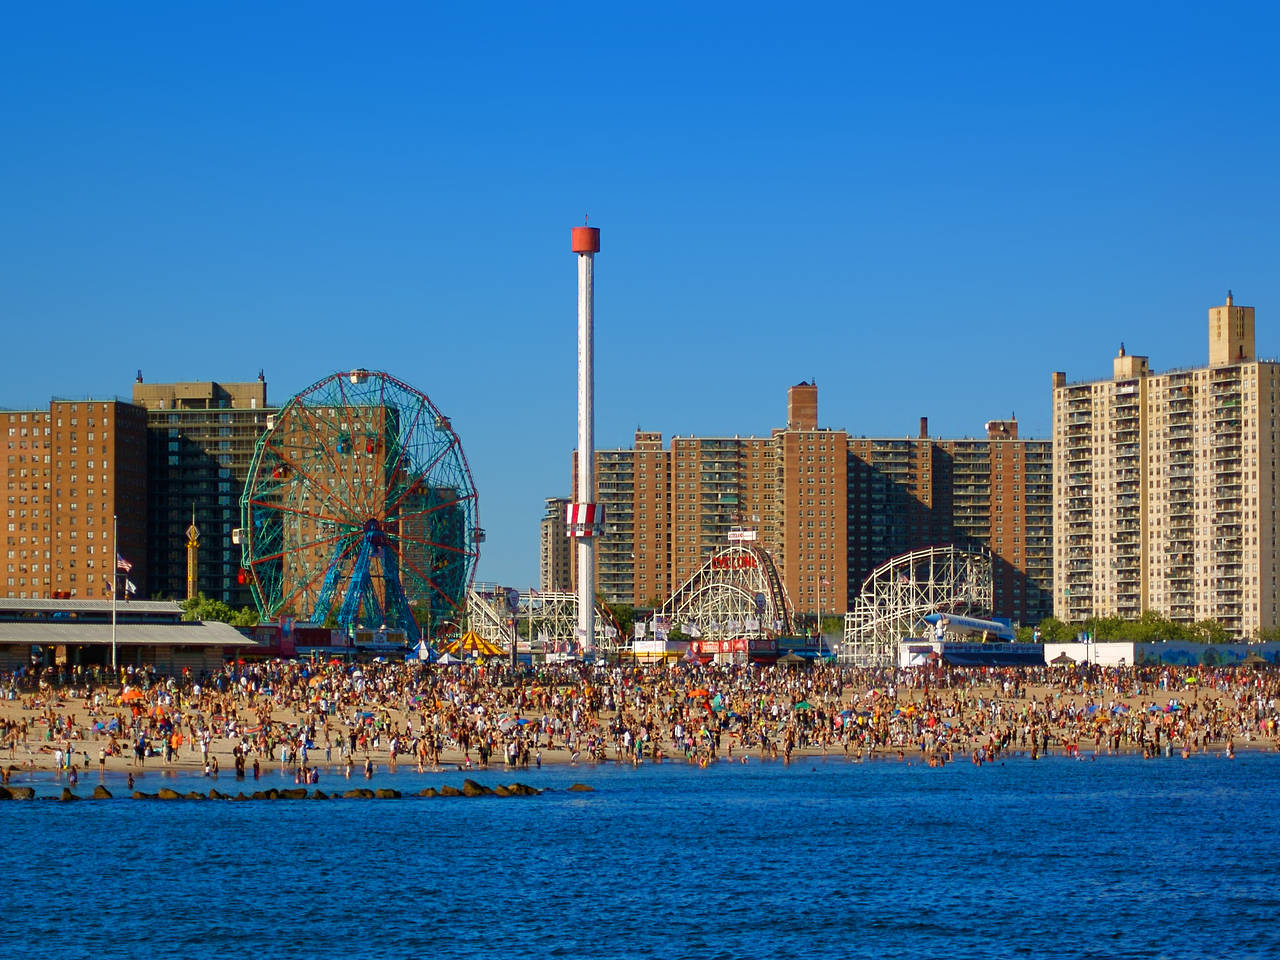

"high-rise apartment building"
[3, 399, 147, 600]
[846, 419, 1052, 623]
[131, 376, 273, 607]
[564, 383, 1051, 623]
[1052, 294, 1280, 636]
[771, 383, 848, 618]
[671, 435, 772, 587]
[572, 432, 674, 606]
[539, 497, 572, 592]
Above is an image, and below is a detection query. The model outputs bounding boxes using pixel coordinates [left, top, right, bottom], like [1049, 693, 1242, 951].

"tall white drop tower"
[569, 223, 602, 657]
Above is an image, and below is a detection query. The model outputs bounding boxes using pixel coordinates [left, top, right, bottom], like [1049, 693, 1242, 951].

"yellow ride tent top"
[442, 631, 504, 658]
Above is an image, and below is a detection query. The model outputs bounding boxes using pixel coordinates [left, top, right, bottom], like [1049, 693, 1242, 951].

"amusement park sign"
[711, 554, 757, 570]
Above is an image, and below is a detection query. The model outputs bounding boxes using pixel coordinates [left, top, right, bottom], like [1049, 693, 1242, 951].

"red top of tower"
[571, 226, 600, 253]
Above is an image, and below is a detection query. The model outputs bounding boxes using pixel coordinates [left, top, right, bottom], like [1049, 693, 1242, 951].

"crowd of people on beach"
[3, 655, 1278, 783]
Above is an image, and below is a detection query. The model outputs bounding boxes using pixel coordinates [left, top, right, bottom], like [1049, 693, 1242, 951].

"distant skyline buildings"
[7, 289, 1280, 642]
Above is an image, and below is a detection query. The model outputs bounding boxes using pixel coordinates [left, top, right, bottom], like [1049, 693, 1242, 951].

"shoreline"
[4, 731, 1265, 783]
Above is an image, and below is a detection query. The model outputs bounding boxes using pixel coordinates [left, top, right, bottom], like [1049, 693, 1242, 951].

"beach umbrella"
[794, 701, 813, 711]
[120, 688, 144, 703]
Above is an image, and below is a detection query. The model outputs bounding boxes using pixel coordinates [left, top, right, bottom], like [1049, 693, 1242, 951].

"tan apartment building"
[1052, 294, 1280, 636]
[4, 400, 147, 600]
[539, 496, 572, 592]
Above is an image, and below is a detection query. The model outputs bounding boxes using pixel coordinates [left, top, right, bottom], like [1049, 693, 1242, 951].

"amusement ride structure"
[661, 544, 794, 649]
[239, 370, 480, 644]
[840, 545, 993, 667]
[466, 585, 624, 659]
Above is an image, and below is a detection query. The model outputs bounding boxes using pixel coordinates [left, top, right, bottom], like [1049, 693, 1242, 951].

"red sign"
[711, 555, 757, 571]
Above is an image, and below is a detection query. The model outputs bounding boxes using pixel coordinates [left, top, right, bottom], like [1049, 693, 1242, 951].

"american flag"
[116, 554, 133, 573]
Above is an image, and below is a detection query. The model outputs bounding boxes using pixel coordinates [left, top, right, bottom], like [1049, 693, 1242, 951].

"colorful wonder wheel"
[240, 369, 480, 643]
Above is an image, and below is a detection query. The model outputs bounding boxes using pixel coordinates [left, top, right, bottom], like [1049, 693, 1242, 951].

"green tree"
[1189, 619, 1232, 644]
[607, 601, 637, 641]
[181, 593, 259, 627]
[1034, 617, 1076, 643]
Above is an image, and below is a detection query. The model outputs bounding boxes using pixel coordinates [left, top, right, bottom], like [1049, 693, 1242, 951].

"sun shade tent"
[442, 631, 503, 658]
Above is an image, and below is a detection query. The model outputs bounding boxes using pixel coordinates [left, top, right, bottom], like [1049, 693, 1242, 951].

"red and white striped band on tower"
[566, 502, 606, 538]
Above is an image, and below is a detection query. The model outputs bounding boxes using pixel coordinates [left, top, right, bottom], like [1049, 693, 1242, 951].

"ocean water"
[3, 752, 1278, 960]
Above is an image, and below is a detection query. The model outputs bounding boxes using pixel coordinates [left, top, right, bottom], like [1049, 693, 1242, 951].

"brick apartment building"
[563, 383, 1053, 625]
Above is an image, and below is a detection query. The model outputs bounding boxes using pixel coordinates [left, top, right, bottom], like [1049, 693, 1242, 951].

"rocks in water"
[7, 777, 549, 804]
[567, 783, 594, 792]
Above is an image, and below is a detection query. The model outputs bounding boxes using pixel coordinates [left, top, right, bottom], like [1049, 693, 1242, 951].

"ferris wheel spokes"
[240, 370, 480, 644]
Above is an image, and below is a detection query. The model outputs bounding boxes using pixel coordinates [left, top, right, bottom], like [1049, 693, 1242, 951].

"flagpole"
[111, 514, 118, 673]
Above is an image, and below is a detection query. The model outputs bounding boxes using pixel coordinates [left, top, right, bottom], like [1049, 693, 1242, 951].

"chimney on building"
[919, 416, 928, 439]
[787, 381, 818, 431]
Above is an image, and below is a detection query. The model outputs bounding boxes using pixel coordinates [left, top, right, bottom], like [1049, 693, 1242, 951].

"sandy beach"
[2, 660, 1276, 790]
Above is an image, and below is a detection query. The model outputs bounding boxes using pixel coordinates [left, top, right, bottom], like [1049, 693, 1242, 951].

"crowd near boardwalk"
[3, 657, 1279, 784]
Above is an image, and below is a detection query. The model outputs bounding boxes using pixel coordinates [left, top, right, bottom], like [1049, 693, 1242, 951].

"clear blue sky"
[3, 2, 1278, 588]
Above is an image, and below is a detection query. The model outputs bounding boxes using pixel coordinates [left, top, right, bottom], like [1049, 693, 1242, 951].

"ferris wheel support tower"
[570, 223, 602, 657]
